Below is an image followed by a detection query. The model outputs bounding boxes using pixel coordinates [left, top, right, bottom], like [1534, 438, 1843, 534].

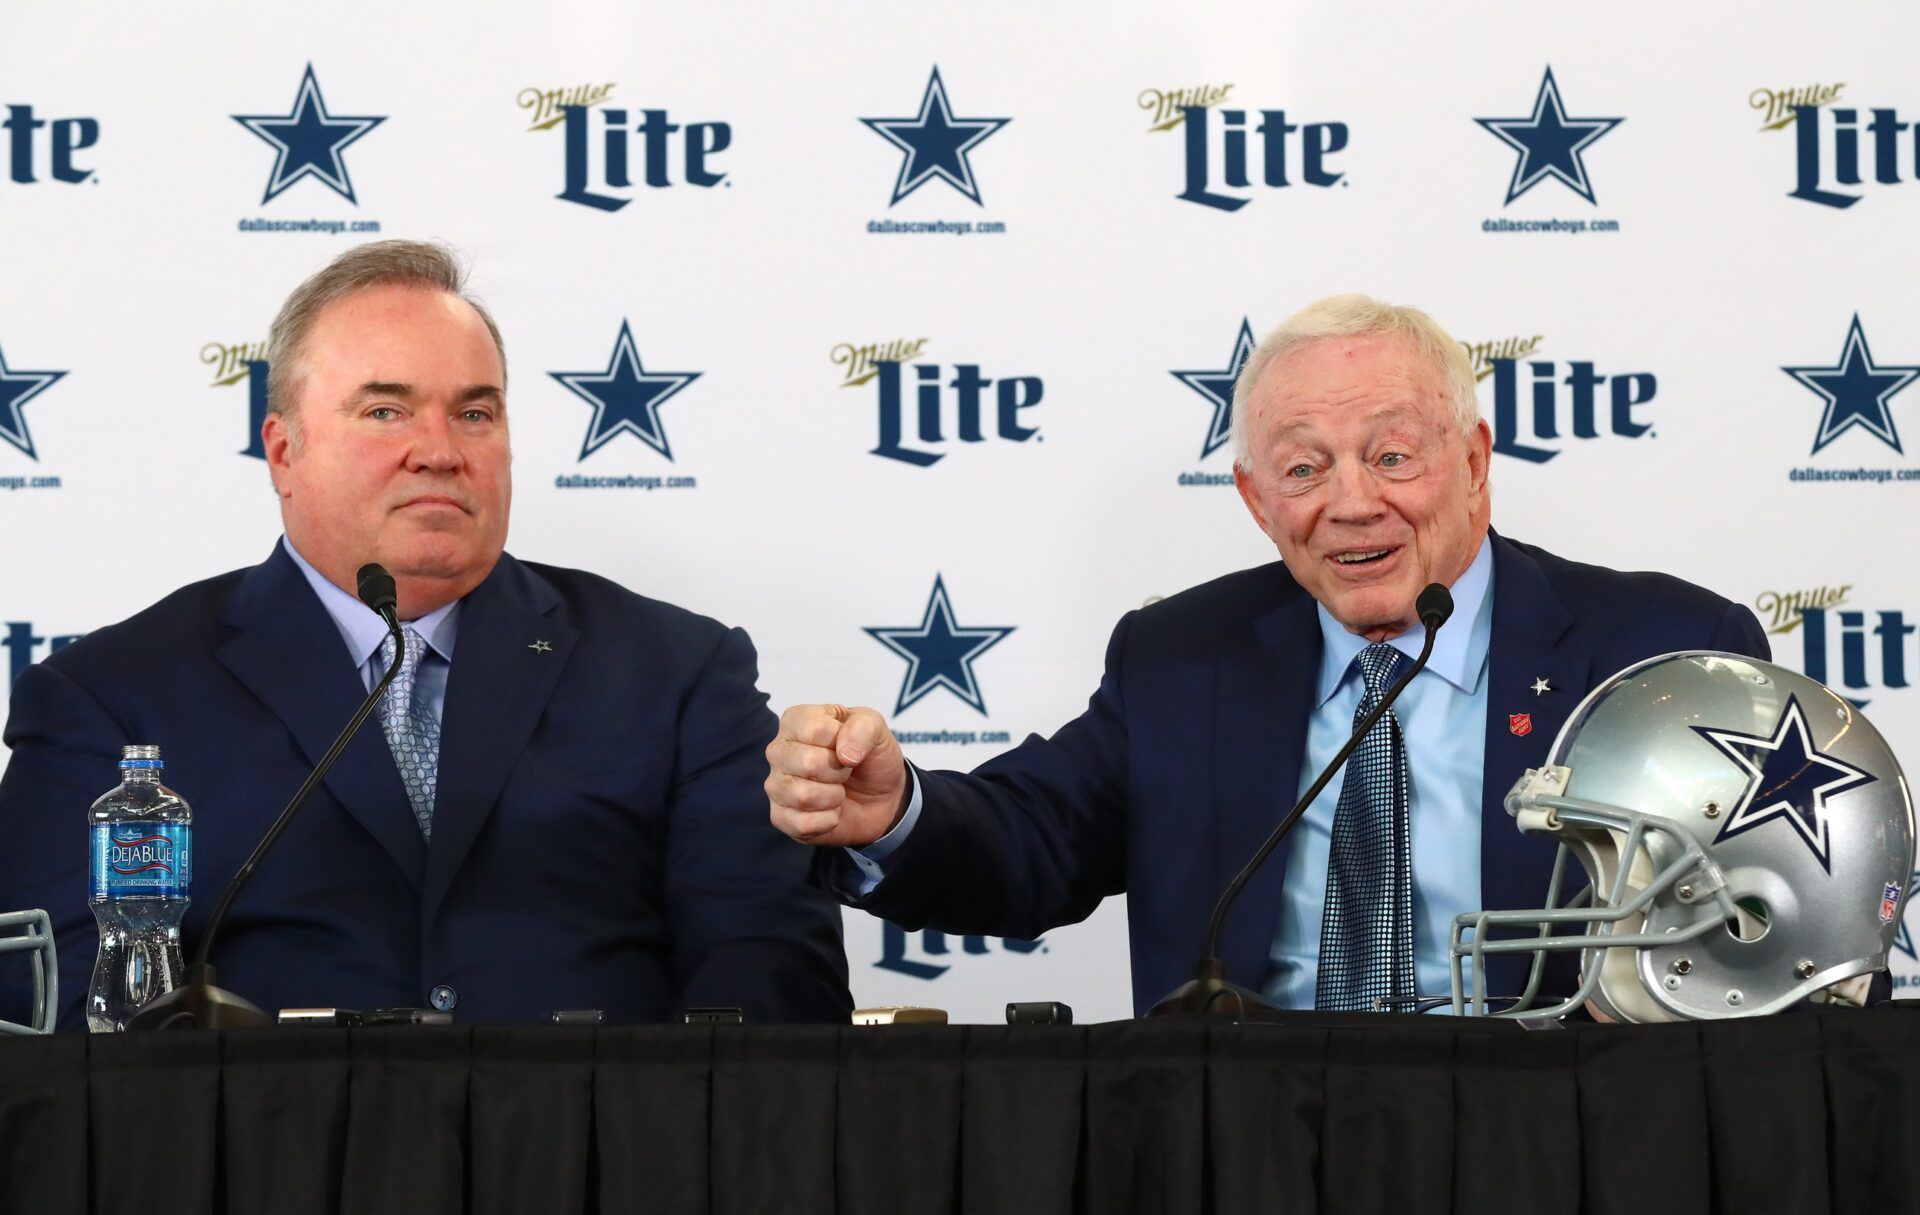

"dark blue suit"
[0, 545, 850, 1029]
[825, 534, 1769, 1014]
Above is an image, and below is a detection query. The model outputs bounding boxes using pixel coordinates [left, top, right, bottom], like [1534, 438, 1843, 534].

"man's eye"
[1380, 452, 1407, 468]
[367, 406, 400, 421]
[1288, 464, 1315, 478]
[460, 409, 493, 423]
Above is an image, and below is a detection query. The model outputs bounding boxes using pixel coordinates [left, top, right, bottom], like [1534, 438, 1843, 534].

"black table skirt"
[3, 1010, 1918, 1214]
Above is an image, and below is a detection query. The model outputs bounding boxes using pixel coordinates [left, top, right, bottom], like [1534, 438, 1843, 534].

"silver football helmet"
[1451, 651, 1915, 1022]
[0, 908, 56, 1034]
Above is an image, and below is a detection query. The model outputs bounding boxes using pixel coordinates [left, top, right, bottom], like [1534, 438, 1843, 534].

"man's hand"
[766, 704, 908, 849]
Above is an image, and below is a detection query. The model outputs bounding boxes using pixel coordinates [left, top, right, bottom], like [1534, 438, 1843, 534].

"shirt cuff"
[843, 766, 923, 896]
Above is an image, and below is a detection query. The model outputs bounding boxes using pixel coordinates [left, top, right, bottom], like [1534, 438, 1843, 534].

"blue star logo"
[1695, 695, 1875, 874]
[865, 575, 1014, 716]
[0, 342, 67, 461]
[550, 320, 701, 462]
[1475, 67, 1622, 205]
[1784, 314, 1919, 456]
[232, 64, 386, 205]
[1171, 318, 1256, 460]
[1893, 870, 1920, 960]
[862, 67, 1009, 207]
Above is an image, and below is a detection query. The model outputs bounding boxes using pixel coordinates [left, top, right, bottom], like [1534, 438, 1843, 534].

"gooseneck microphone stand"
[1147, 583, 1454, 1019]
[129, 564, 406, 1030]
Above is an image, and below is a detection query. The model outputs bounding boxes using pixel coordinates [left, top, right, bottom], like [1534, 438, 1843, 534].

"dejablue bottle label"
[90, 823, 191, 898]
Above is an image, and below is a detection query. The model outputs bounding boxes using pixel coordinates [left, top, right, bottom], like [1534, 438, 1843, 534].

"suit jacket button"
[429, 984, 458, 1012]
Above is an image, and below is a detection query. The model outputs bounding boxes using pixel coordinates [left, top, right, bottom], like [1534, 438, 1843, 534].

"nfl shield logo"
[1509, 713, 1533, 737]
[1881, 882, 1901, 924]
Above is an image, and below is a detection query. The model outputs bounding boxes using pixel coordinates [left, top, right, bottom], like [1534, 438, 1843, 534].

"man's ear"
[1468, 418, 1492, 493]
[262, 412, 295, 500]
[1234, 463, 1275, 541]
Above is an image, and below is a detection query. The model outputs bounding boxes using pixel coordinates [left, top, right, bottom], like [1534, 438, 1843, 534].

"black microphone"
[1147, 582, 1456, 1019]
[129, 563, 407, 1029]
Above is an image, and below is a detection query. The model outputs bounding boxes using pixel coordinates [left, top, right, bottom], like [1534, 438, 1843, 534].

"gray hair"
[1229, 293, 1479, 470]
[266, 239, 507, 427]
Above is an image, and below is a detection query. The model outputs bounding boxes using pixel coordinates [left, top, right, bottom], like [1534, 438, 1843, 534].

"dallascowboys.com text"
[553, 474, 698, 490]
[1788, 467, 1920, 484]
[895, 729, 1013, 746]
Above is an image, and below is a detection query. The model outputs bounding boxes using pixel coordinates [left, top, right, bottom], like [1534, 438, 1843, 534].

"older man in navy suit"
[767, 294, 1767, 1015]
[0, 241, 850, 1028]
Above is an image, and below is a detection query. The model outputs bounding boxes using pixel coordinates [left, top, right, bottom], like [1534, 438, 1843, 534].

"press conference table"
[2, 1009, 1916, 1214]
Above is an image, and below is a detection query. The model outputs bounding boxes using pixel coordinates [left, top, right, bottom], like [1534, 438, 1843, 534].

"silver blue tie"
[1315, 642, 1416, 1012]
[378, 626, 440, 840]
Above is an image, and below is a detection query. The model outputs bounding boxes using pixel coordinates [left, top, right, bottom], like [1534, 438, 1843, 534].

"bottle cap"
[119, 744, 163, 769]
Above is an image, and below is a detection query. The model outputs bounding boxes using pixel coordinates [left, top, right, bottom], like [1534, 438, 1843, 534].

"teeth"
[1335, 549, 1391, 564]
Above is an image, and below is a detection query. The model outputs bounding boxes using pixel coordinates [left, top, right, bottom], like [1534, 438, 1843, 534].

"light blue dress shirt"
[283, 538, 460, 723]
[1265, 538, 1493, 1009]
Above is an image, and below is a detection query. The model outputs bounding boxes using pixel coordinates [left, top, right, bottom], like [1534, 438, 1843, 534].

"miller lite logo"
[1787, 94, 1918, 209]
[1485, 356, 1656, 464]
[866, 358, 1043, 467]
[1175, 102, 1349, 211]
[557, 103, 732, 211]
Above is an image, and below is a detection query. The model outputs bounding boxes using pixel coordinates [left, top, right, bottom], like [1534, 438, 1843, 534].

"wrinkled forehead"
[1253, 333, 1455, 437]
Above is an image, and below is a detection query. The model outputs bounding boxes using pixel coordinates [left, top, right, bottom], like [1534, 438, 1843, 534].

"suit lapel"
[1211, 587, 1321, 988]
[214, 545, 426, 890]
[422, 554, 576, 921]
[1479, 536, 1589, 995]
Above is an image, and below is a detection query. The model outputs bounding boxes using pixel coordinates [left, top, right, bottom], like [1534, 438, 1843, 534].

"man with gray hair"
[0, 240, 851, 1027]
[767, 292, 1769, 1014]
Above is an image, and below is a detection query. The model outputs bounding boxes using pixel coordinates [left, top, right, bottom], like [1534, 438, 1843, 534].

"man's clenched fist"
[765, 704, 909, 849]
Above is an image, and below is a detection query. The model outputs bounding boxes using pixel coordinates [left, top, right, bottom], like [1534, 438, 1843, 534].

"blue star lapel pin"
[0, 343, 67, 461]
[550, 320, 701, 462]
[1475, 66, 1621, 205]
[865, 575, 1014, 716]
[1784, 314, 1919, 455]
[233, 64, 386, 206]
[862, 66, 1010, 207]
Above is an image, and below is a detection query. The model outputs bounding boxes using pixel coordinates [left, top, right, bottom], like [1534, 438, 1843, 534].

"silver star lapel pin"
[529, 639, 553, 654]
[1530, 677, 1552, 696]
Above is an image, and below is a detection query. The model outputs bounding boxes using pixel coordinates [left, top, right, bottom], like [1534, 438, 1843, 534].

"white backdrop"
[2, 1, 1917, 1022]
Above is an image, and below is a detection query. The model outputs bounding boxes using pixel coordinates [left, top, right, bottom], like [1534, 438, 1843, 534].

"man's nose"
[1324, 458, 1384, 521]
[407, 411, 462, 473]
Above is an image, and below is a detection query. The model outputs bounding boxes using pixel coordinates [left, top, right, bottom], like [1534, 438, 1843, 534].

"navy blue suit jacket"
[826, 534, 1769, 1015]
[0, 545, 851, 1029]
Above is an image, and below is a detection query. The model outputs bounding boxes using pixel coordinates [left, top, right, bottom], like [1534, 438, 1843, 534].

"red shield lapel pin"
[1509, 713, 1533, 737]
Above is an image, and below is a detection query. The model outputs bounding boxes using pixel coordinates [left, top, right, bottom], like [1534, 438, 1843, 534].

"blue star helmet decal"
[550, 320, 701, 461]
[1475, 66, 1622, 206]
[233, 64, 386, 206]
[862, 67, 1010, 207]
[1695, 695, 1876, 873]
[0, 342, 67, 461]
[1171, 318, 1256, 460]
[1783, 314, 1920, 455]
[865, 575, 1014, 716]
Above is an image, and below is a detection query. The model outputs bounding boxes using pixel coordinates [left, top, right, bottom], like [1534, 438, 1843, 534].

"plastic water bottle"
[87, 745, 192, 1032]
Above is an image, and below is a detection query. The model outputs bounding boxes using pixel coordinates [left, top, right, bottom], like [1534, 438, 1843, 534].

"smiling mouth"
[1330, 547, 1398, 566]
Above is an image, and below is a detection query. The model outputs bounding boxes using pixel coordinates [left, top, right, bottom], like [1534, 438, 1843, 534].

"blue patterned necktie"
[1315, 642, 1415, 1012]
[378, 626, 440, 840]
